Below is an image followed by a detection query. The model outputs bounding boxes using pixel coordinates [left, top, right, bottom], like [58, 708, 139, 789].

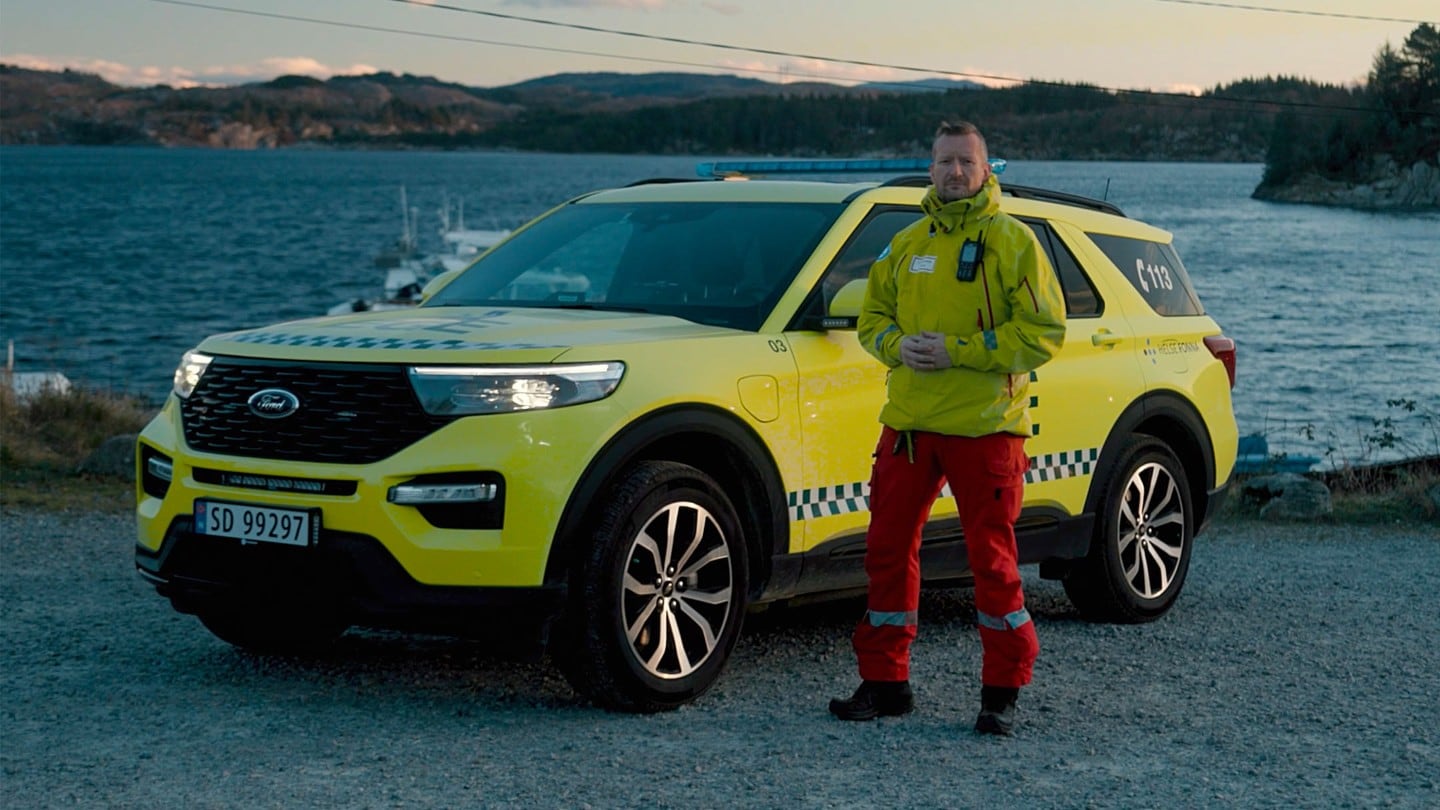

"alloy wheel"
[1116, 460, 1187, 599]
[621, 500, 735, 680]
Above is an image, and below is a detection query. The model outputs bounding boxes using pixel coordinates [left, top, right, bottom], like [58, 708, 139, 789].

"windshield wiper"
[545, 303, 653, 314]
[424, 300, 653, 314]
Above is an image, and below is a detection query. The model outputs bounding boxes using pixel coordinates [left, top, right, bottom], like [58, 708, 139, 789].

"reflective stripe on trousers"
[977, 607, 1032, 632]
[866, 610, 919, 627]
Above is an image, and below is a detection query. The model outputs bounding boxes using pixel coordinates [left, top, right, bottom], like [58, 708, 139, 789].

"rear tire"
[556, 461, 748, 713]
[1063, 435, 1194, 623]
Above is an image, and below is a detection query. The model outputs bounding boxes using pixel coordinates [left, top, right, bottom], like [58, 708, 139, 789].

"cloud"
[709, 57, 1016, 90]
[1161, 83, 1204, 97]
[191, 57, 382, 86]
[0, 53, 201, 87]
[0, 53, 379, 87]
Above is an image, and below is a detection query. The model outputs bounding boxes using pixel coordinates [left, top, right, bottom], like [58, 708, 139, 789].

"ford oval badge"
[247, 388, 301, 419]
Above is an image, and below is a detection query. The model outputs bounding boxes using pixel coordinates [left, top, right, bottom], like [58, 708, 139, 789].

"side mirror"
[817, 278, 867, 329]
[418, 268, 462, 303]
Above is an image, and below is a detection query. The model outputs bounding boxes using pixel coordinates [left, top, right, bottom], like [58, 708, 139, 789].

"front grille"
[181, 358, 454, 464]
[192, 467, 359, 496]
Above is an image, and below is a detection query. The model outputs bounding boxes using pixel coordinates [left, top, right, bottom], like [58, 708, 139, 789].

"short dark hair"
[933, 120, 988, 158]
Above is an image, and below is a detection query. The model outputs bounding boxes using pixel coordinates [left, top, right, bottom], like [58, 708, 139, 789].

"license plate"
[194, 499, 318, 547]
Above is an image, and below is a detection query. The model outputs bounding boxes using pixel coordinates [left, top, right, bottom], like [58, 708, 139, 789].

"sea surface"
[2, 147, 1437, 465]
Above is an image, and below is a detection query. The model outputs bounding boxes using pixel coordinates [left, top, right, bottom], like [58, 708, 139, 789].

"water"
[2, 147, 1437, 465]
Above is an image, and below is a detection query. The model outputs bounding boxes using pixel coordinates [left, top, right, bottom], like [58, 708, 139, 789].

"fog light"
[147, 455, 174, 482]
[388, 483, 498, 505]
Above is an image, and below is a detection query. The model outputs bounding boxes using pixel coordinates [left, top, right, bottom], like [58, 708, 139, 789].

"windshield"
[423, 200, 841, 331]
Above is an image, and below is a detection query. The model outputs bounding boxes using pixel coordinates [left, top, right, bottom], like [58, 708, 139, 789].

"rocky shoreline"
[1252, 157, 1440, 210]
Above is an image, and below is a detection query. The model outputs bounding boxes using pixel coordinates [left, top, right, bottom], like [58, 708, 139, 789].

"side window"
[819, 208, 921, 304]
[1021, 218, 1101, 318]
[1088, 233, 1204, 316]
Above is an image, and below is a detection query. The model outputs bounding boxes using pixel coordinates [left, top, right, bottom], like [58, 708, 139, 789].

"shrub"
[1, 382, 152, 469]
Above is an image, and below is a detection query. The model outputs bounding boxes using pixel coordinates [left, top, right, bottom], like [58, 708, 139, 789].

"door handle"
[1091, 330, 1123, 348]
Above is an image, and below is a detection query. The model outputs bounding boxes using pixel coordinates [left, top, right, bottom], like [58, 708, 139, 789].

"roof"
[569, 159, 1170, 241]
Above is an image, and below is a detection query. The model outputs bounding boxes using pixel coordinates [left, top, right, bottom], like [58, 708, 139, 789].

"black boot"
[828, 680, 915, 721]
[975, 685, 1019, 736]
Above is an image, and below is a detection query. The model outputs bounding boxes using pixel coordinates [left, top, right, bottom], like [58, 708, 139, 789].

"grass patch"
[1217, 459, 1438, 525]
[0, 382, 156, 513]
[1319, 458, 1439, 524]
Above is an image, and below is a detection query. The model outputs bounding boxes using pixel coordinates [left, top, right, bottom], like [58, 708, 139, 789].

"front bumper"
[135, 394, 621, 590]
[136, 515, 567, 635]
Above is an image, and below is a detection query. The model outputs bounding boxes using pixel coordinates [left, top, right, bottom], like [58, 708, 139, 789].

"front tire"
[557, 461, 748, 713]
[1063, 435, 1194, 623]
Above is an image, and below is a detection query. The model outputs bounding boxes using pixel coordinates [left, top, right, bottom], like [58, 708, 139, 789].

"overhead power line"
[147, 0, 1424, 120]
[145, 0, 983, 93]
[387, 0, 1423, 117]
[396, 0, 1028, 87]
[1147, 0, 1436, 25]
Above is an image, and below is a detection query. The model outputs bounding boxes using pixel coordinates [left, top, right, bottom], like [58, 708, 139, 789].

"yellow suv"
[135, 160, 1238, 712]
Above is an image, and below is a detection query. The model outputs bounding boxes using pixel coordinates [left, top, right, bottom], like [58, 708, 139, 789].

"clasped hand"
[899, 331, 952, 371]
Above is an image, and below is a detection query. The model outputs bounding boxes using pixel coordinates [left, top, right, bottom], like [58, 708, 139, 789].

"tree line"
[1259, 23, 1438, 189]
[368, 78, 1324, 163]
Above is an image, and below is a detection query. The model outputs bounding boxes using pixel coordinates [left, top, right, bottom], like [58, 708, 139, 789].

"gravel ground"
[2, 507, 1438, 809]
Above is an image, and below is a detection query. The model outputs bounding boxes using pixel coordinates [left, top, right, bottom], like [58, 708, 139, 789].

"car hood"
[197, 306, 741, 364]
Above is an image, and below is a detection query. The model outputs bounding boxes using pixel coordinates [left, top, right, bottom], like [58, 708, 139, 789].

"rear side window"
[1021, 219, 1100, 318]
[1088, 233, 1204, 316]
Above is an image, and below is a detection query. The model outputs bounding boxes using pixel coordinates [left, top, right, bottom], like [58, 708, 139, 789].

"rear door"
[1018, 218, 1146, 517]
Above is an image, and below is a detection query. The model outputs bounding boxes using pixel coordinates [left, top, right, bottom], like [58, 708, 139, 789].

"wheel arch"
[544, 405, 788, 601]
[1089, 390, 1217, 529]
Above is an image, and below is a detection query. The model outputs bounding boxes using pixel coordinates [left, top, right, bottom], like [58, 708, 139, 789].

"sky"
[1, 0, 1436, 94]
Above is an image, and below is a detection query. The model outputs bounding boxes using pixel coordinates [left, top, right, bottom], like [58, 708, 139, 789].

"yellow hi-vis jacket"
[858, 176, 1067, 438]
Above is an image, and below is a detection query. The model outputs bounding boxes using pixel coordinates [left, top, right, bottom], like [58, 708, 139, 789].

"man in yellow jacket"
[830, 120, 1067, 735]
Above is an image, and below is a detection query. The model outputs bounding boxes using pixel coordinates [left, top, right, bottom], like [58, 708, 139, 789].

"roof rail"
[878, 177, 1125, 216]
[1001, 184, 1127, 217]
[625, 177, 702, 188]
[689, 158, 1124, 216]
[696, 157, 1008, 178]
[878, 175, 930, 188]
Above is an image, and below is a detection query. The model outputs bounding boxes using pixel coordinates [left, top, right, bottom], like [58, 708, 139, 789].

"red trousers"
[852, 427, 1039, 688]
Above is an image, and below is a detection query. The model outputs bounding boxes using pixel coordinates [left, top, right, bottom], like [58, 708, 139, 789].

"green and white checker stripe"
[229, 331, 548, 351]
[786, 446, 1101, 521]
[1025, 447, 1100, 484]
[789, 482, 870, 521]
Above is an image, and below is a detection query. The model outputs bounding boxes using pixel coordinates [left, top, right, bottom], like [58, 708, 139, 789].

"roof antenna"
[1103, 178, 1112, 201]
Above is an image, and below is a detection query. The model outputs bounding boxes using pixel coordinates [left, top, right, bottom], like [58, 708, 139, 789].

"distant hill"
[0, 63, 1366, 165]
[0, 65, 875, 148]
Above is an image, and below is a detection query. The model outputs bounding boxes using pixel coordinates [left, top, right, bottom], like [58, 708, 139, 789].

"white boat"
[330, 189, 511, 315]
[434, 194, 511, 274]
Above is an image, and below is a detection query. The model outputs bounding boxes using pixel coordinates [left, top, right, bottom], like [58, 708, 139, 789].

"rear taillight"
[1204, 334, 1237, 389]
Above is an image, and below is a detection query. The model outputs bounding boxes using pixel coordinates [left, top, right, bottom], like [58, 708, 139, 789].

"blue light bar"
[696, 157, 1006, 178]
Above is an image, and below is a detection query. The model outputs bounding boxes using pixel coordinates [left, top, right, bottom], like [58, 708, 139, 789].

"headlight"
[172, 350, 213, 399]
[408, 362, 625, 415]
